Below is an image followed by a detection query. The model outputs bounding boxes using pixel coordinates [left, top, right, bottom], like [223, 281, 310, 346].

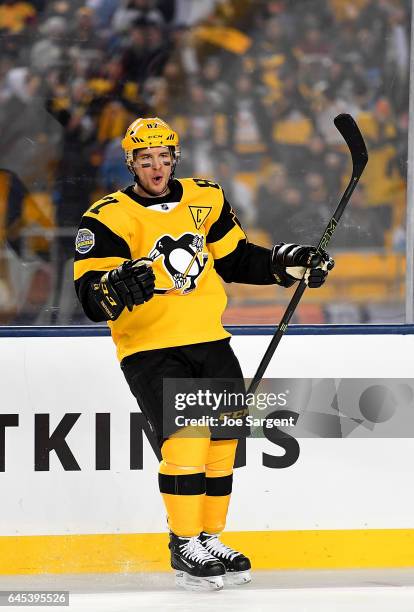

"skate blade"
[175, 571, 224, 592]
[223, 570, 252, 586]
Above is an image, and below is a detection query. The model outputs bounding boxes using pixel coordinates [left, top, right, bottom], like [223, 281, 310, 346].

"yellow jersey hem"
[116, 330, 231, 361]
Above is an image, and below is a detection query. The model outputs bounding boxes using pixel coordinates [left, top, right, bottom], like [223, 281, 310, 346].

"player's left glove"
[271, 243, 334, 288]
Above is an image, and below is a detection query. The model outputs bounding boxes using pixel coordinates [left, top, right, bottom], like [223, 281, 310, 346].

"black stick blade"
[334, 113, 368, 173]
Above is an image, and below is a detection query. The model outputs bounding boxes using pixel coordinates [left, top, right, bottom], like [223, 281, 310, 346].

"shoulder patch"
[76, 228, 95, 254]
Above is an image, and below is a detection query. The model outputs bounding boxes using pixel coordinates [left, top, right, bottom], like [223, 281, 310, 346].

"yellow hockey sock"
[203, 439, 238, 534]
[159, 434, 210, 536]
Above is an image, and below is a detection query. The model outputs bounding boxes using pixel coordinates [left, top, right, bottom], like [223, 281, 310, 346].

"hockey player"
[74, 117, 334, 591]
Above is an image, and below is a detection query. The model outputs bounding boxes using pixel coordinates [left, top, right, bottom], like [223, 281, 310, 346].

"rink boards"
[0, 326, 414, 573]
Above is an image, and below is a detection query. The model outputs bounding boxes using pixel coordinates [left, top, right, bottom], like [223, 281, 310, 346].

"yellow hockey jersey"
[74, 178, 249, 361]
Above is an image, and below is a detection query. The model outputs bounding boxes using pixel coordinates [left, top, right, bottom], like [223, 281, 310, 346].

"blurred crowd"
[0, 0, 410, 324]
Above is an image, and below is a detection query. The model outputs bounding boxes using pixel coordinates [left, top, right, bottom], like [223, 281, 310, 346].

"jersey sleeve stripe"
[74, 257, 128, 281]
[74, 216, 131, 262]
[207, 224, 246, 260]
[206, 196, 240, 244]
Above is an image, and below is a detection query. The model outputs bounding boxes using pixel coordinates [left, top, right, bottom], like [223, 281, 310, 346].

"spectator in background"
[231, 72, 268, 175]
[255, 164, 288, 241]
[30, 16, 68, 74]
[161, 60, 187, 111]
[0, 168, 54, 324]
[169, 0, 220, 27]
[332, 21, 363, 66]
[384, 5, 409, 112]
[184, 82, 217, 176]
[0, 168, 53, 258]
[305, 171, 329, 207]
[255, 163, 316, 244]
[86, 0, 118, 30]
[251, 15, 295, 99]
[0, 67, 62, 190]
[393, 110, 408, 180]
[144, 22, 171, 79]
[168, 24, 199, 76]
[200, 56, 231, 110]
[324, 148, 347, 198]
[121, 25, 150, 83]
[333, 183, 385, 249]
[112, 0, 164, 33]
[70, 6, 96, 47]
[314, 86, 357, 145]
[41, 1, 83, 20]
[292, 0, 333, 30]
[354, 29, 382, 94]
[214, 152, 255, 227]
[357, 0, 389, 54]
[265, 81, 315, 171]
[357, 97, 399, 208]
[302, 135, 328, 176]
[296, 25, 332, 59]
[30, 0, 47, 11]
[68, 9, 106, 68]
[49, 103, 96, 228]
[156, 0, 175, 24]
[99, 137, 131, 192]
[276, 186, 311, 243]
[0, 0, 37, 35]
[301, 135, 347, 197]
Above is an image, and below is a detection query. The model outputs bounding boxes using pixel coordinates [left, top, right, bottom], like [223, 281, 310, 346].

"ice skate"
[169, 532, 225, 591]
[199, 532, 251, 585]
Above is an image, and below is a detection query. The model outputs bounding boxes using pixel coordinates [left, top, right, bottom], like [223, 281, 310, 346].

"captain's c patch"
[189, 206, 212, 230]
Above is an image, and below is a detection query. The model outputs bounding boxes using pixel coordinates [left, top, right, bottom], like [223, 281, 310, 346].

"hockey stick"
[247, 114, 368, 395]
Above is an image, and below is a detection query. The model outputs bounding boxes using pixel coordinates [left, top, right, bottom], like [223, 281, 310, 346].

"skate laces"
[201, 533, 241, 561]
[179, 536, 219, 565]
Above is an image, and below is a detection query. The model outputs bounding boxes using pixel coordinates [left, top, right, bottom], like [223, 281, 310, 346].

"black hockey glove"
[92, 258, 155, 320]
[271, 243, 334, 288]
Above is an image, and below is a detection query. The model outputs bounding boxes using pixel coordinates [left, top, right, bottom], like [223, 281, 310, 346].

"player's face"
[133, 146, 172, 197]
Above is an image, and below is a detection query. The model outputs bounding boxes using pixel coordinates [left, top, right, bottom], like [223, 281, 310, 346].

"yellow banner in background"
[195, 26, 252, 54]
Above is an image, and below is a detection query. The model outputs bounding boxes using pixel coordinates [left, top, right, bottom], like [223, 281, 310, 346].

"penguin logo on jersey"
[148, 233, 208, 294]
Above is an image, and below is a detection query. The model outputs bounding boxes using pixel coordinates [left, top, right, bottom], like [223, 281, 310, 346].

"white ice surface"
[1, 569, 414, 612]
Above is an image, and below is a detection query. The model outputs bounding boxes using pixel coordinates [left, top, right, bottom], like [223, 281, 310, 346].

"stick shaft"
[247, 115, 367, 395]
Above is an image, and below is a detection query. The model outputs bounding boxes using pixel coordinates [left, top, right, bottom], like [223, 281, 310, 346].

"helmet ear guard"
[168, 145, 180, 178]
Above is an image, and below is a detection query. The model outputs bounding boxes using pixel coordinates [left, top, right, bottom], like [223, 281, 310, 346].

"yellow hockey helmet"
[121, 117, 180, 170]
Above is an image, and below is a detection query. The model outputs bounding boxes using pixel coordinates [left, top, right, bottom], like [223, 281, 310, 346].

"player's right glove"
[271, 243, 334, 288]
[92, 258, 155, 320]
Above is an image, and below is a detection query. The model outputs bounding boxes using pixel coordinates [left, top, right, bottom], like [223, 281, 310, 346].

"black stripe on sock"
[205, 474, 233, 496]
[159, 472, 206, 495]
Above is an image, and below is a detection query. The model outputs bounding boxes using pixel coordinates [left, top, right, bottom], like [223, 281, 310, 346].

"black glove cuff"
[269, 247, 296, 288]
[91, 272, 124, 321]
